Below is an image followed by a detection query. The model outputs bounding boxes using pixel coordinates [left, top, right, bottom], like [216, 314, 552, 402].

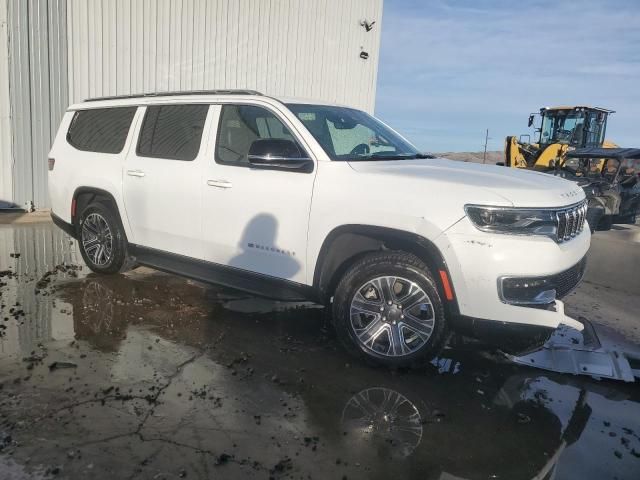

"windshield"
[540, 111, 586, 146]
[286, 104, 423, 161]
[539, 109, 607, 148]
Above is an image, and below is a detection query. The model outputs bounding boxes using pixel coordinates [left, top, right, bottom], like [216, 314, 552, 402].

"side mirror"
[247, 139, 313, 173]
[528, 114, 535, 127]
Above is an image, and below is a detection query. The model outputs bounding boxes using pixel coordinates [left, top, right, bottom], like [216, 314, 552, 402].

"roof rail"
[84, 89, 263, 102]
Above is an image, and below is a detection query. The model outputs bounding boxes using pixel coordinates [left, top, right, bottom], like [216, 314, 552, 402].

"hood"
[347, 158, 585, 208]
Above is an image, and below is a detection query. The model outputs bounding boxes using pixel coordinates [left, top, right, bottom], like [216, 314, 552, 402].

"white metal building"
[0, 0, 383, 210]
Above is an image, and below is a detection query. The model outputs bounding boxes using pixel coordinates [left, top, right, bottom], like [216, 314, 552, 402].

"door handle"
[207, 179, 232, 189]
[127, 169, 146, 177]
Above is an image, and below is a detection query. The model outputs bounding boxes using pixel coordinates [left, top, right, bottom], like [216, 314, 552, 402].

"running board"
[508, 318, 640, 382]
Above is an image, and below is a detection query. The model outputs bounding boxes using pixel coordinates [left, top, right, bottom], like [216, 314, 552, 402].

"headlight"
[465, 205, 557, 237]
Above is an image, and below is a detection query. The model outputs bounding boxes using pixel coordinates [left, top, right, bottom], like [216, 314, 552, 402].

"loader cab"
[537, 106, 613, 149]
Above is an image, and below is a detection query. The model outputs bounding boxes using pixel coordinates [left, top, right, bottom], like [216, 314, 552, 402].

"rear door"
[122, 103, 211, 258]
[201, 103, 316, 284]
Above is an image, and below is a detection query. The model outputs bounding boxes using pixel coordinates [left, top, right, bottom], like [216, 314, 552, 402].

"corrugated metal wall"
[6, 0, 68, 210]
[0, 0, 13, 208]
[1, 0, 382, 210]
[67, 0, 383, 112]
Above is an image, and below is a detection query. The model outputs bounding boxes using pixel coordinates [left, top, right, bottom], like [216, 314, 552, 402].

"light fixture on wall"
[360, 19, 376, 32]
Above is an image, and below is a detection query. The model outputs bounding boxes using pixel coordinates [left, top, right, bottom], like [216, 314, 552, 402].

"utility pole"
[483, 129, 490, 163]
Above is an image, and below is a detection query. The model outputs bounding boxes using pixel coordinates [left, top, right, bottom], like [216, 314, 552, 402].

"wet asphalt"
[1, 222, 640, 480]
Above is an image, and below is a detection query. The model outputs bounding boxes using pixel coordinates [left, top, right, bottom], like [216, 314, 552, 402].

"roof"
[542, 106, 615, 114]
[70, 89, 347, 111]
[566, 147, 640, 159]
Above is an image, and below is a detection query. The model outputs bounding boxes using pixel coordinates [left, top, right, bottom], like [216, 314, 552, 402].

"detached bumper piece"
[499, 256, 587, 305]
[509, 318, 640, 382]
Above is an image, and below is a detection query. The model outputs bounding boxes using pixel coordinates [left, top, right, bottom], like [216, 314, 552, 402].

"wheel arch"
[72, 187, 130, 239]
[312, 225, 460, 316]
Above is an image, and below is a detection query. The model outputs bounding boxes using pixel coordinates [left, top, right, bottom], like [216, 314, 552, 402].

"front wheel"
[77, 203, 130, 274]
[332, 251, 448, 367]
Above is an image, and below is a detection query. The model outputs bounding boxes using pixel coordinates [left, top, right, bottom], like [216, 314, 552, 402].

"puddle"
[1, 222, 640, 479]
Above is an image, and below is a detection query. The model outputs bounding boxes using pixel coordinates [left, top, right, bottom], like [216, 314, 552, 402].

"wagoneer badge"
[560, 189, 580, 199]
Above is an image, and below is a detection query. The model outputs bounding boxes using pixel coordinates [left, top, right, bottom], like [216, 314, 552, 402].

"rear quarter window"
[67, 107, 137, 154]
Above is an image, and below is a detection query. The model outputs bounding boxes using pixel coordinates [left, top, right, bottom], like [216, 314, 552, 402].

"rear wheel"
[332, 251, 447, 367]
[78, 203, 129, 274]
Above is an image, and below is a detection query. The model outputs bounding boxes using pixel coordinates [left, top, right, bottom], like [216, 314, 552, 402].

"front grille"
[552, 256, 587, 298]
[555, 201, 588, 242]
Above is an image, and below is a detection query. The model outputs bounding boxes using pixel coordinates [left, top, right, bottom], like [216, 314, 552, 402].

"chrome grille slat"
[557, 211, 567, 240]
[565, 210, 573, 240]
[555, 201, 587, 243]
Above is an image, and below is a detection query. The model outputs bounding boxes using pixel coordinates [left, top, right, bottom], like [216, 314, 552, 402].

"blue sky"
[374, 0, 640, 152]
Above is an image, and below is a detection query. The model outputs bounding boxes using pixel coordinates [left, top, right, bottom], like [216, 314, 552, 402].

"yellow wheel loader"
[504, 106, 616, 169]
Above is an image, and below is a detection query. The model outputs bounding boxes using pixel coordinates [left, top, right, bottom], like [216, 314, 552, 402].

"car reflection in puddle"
[1, 222, 640, 480]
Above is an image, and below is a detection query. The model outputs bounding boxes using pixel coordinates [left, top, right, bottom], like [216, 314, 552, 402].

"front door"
[122, 104, 211, 258]
[201, 104, 316, 285]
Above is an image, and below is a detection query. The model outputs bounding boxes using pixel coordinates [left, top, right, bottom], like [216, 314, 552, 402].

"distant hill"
[436, 151, 502, 165]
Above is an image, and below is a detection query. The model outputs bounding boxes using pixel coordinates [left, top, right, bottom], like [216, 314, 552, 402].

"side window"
[67, 107, 137, 154]
[137, 104, 209, 161]
[215, 105, 298, 165]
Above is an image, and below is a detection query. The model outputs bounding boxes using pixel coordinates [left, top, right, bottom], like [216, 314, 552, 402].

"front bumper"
[434, 216, 591, 331]
[498, 256, 587, 305]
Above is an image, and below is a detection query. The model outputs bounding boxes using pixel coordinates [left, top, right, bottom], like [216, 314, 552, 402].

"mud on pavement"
[1, 222, 640, 480]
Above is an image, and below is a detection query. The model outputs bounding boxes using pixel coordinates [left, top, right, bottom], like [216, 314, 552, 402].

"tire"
[596, 215, 613, 231]
[614, 213, 637, 225]
[585, 207, 604, 233]
[332, 251, 448, 367]
[77, 202, 130, 274]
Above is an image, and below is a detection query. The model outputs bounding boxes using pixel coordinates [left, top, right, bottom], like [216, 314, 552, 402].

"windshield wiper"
[351, 152, 435, 161]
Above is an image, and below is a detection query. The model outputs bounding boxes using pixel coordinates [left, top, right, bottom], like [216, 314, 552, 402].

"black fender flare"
[312, 224, 459, 315]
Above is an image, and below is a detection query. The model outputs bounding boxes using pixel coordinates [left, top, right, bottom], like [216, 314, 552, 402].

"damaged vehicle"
[555, 148, 640, 230]
[49, 90, 590, 367]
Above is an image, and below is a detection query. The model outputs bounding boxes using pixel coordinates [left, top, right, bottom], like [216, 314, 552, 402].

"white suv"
[48, 90, 590, 366]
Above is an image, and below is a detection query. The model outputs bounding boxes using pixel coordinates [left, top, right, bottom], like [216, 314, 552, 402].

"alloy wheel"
[81, 213, 113, 266]
[350, 276, 435, 357]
